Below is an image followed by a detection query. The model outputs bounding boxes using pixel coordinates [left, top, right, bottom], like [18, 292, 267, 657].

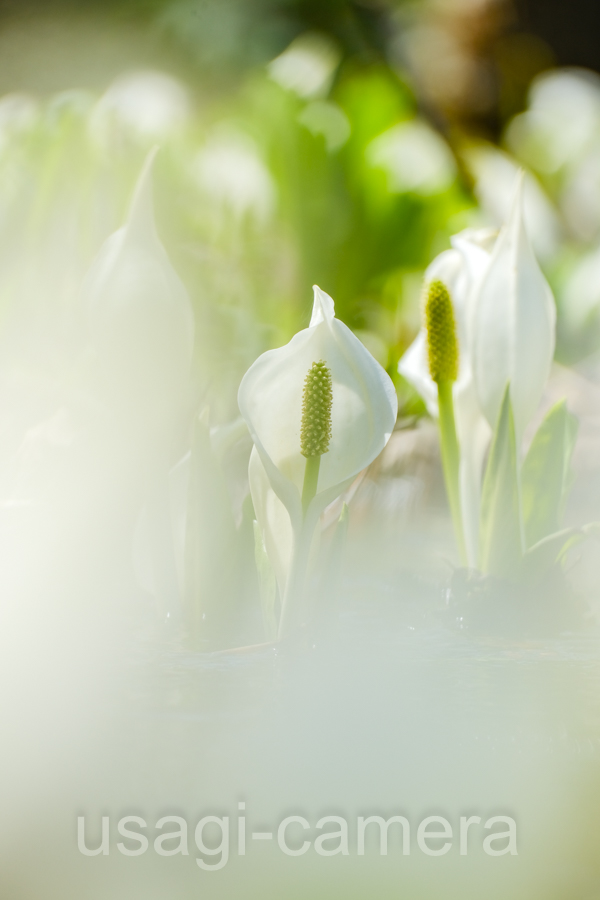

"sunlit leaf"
[479, 385, 522, 576]
[521, 400, 578, 548]
[521, 521, 600, 584]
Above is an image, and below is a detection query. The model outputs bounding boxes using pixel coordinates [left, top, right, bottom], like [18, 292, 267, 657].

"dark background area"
[517, 0, 600, 72]
[0, 0, 594, 138]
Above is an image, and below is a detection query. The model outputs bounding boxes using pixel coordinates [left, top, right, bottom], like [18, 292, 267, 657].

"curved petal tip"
[310, 285, 335, 327]
[507, 168, 526, 227]
[126, 145, 161, 240]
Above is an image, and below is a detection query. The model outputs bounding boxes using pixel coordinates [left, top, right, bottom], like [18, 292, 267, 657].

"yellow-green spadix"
[425, 279, 459, 384]
[238, 285, 397, 600]
[398, 228, 494, 567]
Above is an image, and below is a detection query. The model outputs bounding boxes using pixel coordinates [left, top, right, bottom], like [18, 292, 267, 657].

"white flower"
[367, 120, 456, 196]
[398, 229, 493, 566]
[192, 128, 276, 227]
[465, 145, 561, 262]
[239, 286, 397, 611]
[84, 148, 195, 411]
[268, 33, 341, 99]
[472, 173, 556, 443]
[90, 70, 191, 147]
[562, 243, 600, 332]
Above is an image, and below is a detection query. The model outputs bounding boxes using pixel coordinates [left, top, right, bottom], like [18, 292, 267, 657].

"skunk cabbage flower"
[84, 148, 195, 414]
[239, 286, 397, 626]
[90, 70, 191, 148]
[472, 174, 556, 443]
[398, 229, 493, 566]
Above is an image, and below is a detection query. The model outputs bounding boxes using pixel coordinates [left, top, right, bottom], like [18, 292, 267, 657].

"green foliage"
[479, 386, 523, 577]
[521, 527, 582, 584]
[478, 392, 590, 586]
[521, 523, 600, 585]
[521, 400, 578, 548]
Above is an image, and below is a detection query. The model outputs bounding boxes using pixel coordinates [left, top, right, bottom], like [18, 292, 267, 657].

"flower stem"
[279, 456, 323, 638]
[437, 377, 467, 566]
[301, 455, 321, 516]
[278, 523, 312, 639]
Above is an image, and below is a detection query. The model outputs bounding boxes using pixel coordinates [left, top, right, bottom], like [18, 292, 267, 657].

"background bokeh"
[2, 3, 600, 899]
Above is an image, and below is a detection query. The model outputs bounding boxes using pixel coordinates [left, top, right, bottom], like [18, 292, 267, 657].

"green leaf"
[479, 386, 523, 577]
[521, 400, 578, 548]
[520, 521, 600, 584]
[520, 528, 581, 584]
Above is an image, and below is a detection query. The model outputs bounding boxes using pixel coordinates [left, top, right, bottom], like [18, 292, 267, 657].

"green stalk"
[301, 455, 321, 516]
[279, 455, 322, 638]
[437, 377, 467, 566]
[278, 523, 313, 639]
[278, 359, 332, 639]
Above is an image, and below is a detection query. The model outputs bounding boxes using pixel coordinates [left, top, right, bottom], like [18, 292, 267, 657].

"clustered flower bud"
[300, 360, 333, 457]
[425, 280, 459, 384]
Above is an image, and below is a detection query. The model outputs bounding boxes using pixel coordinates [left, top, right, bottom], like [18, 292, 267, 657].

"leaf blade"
[479, 386, 523, 577]
[521, 400, 578, 548]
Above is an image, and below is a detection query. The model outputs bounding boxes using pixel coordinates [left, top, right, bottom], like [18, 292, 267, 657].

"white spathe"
[239, 285, 397, 594]
[85, 148, 195, 407]
[398, 228, 493, 566]
[268, 33, 341, 99]
[90, 70, 192, 147]
[472, 173, 556, 443]
[367, 120, 457, 196]
[192, 128, 276, 227]
[465, 144, 561, 261]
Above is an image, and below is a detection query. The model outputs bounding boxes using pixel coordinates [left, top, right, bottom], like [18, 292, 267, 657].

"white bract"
[400, 172, 556, 566]
[90, 70, 192, 147]
[192, 128, 276, 228]
[398, 229, 493, 567]
[239, 286, 397, 608]
[367, 120, 457, 196]
[268, 33, 341, 99]
[464, 144, 561, 261]
[84, 148, 195, 412]
[472, 174, 556, 443]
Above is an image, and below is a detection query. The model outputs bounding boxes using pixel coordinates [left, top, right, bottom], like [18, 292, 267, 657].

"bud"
[300, 360, 332, 458]
[472, 171, 555, 441]
[425, 280, 459, 384]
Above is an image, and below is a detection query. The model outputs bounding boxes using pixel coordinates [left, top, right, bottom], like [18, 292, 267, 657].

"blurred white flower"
[239, 286, 397, 627]
[0, 93, 38, 151]
[90, 70, 192, 147]
[133, 415, 245, 618]
[192, 128, 276, 227]
[297, 100, 351, 152]
[84, 148, 194, 411]
[560, 145, 600, 241]
[506, 69, 600, 175]
[472, 174, 556, 443]
[367, 121, 456, 196]
[464, 144, 561, 261]
[399, 229, 493, 566]
[562, 244, 600, 332]
[268, 32, 341, 99]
